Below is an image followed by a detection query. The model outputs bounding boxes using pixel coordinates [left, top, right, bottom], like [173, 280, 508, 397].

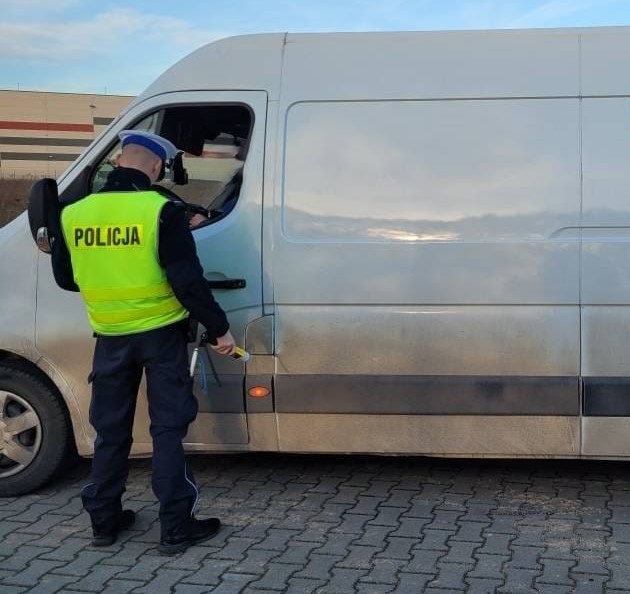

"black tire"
[0, 364, 72, 496]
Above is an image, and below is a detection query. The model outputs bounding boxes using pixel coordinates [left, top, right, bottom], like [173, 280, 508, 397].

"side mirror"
[27, 178, 60, 254]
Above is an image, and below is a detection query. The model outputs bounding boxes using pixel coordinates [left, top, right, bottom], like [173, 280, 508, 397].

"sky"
[1, 0, 629, 96]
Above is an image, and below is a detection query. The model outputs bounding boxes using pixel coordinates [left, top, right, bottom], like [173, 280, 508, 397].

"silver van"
[2, 26, 630, 495]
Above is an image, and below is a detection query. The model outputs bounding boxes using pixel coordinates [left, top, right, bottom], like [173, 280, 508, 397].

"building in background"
[0, 90, 132, 179]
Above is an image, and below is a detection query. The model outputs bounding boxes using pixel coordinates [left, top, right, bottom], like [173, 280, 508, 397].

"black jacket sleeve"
[158, 202, 230, 341]
[50, 228, 80, 292]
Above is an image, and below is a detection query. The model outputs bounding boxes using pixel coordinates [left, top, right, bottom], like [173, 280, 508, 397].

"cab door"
[179, 92, 267, 447]
[37, 90, 266, 450]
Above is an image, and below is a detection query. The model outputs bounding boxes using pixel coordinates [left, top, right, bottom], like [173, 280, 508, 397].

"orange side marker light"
[248, 386, 270, 399]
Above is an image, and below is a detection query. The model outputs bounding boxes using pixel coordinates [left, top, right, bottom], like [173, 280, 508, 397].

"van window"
[91, 104, 252, 227]
[283, 100, 579, 242]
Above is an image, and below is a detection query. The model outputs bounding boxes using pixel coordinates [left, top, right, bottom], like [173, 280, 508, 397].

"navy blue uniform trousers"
[81, 321, 199, 532]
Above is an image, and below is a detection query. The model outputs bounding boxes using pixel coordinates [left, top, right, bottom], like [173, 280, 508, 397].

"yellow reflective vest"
[61, 190, 188, 335]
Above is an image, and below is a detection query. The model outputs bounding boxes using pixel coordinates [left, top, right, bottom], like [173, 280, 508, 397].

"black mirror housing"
[27, 178, 61, 253]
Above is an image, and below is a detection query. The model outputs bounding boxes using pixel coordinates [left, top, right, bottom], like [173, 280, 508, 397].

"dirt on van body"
[0, 178, 32, 227]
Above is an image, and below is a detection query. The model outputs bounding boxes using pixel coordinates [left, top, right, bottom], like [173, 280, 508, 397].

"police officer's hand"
[211, 330, 236, 356]
[189, 213, 209, 228]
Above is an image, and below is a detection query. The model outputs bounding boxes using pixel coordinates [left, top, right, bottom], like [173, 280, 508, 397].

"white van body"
[2, 26, 630, 494]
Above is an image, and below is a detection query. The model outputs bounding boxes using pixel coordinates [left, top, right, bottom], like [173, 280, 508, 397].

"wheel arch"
[0, 349, 87, 456]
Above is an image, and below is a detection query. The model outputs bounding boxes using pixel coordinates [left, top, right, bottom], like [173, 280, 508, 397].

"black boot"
[159, 517, 221, 555]
[91, 509, 136, 546]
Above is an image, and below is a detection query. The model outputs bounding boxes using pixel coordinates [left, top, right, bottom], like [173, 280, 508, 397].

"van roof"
[136, 26, 630, 105]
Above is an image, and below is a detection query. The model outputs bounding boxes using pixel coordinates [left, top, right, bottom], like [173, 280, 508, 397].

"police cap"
[118, 130, 180, 164]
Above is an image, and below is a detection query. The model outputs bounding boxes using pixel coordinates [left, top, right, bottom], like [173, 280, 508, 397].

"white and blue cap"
[118, 130, 180, 164]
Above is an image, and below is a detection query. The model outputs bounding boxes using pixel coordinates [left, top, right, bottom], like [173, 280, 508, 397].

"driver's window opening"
[90, 104, 253, 229]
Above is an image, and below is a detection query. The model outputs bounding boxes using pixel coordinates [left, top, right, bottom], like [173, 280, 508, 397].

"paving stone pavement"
[1, 454, 630, 593]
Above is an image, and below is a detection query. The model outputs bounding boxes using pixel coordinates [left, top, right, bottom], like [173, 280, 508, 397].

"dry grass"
[0, 178, 32, 227]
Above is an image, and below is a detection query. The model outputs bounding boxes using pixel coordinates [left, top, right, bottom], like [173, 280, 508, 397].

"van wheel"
[0, 364, 72, 496]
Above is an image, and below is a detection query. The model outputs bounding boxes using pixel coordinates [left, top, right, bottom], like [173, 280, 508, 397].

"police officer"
[57, 130, 236, 554]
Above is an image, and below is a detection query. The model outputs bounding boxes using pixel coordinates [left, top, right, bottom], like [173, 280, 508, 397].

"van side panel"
[276, 415, 579, 457]
[280, 100, 580, 303]
[273, 97, 580, 455]
[275, 305, 579, 415]
[34, 254, 93, 454]
[581, 29, 630, 96]
[581, 92, 630, 454]
[281, 31, 579, 101]
[0, 218, 38, 360]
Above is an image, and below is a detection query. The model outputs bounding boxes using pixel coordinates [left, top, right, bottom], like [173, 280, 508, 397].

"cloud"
[0, 11, 138, 61]
[0, 8, 226, 62]
[142, 14, 229, 49]
[506, 0, 600, 27]
[0, 0, 81, 10]
[0, 7, 231, 93]
[450, 0, 616, 30]
[453, 1, 519, 29]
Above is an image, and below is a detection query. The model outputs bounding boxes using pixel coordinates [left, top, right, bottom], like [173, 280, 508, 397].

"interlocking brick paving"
[1, 455, 629, 593]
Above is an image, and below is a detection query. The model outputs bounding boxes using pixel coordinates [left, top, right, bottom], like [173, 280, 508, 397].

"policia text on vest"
[72, 225, 143, 248]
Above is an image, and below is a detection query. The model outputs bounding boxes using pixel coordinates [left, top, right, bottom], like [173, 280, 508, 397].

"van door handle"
[206, 278, 247, 290]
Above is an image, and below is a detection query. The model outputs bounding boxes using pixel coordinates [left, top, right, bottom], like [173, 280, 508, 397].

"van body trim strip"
[274, 375, 579, 415]
[583, 378, 630, 416]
